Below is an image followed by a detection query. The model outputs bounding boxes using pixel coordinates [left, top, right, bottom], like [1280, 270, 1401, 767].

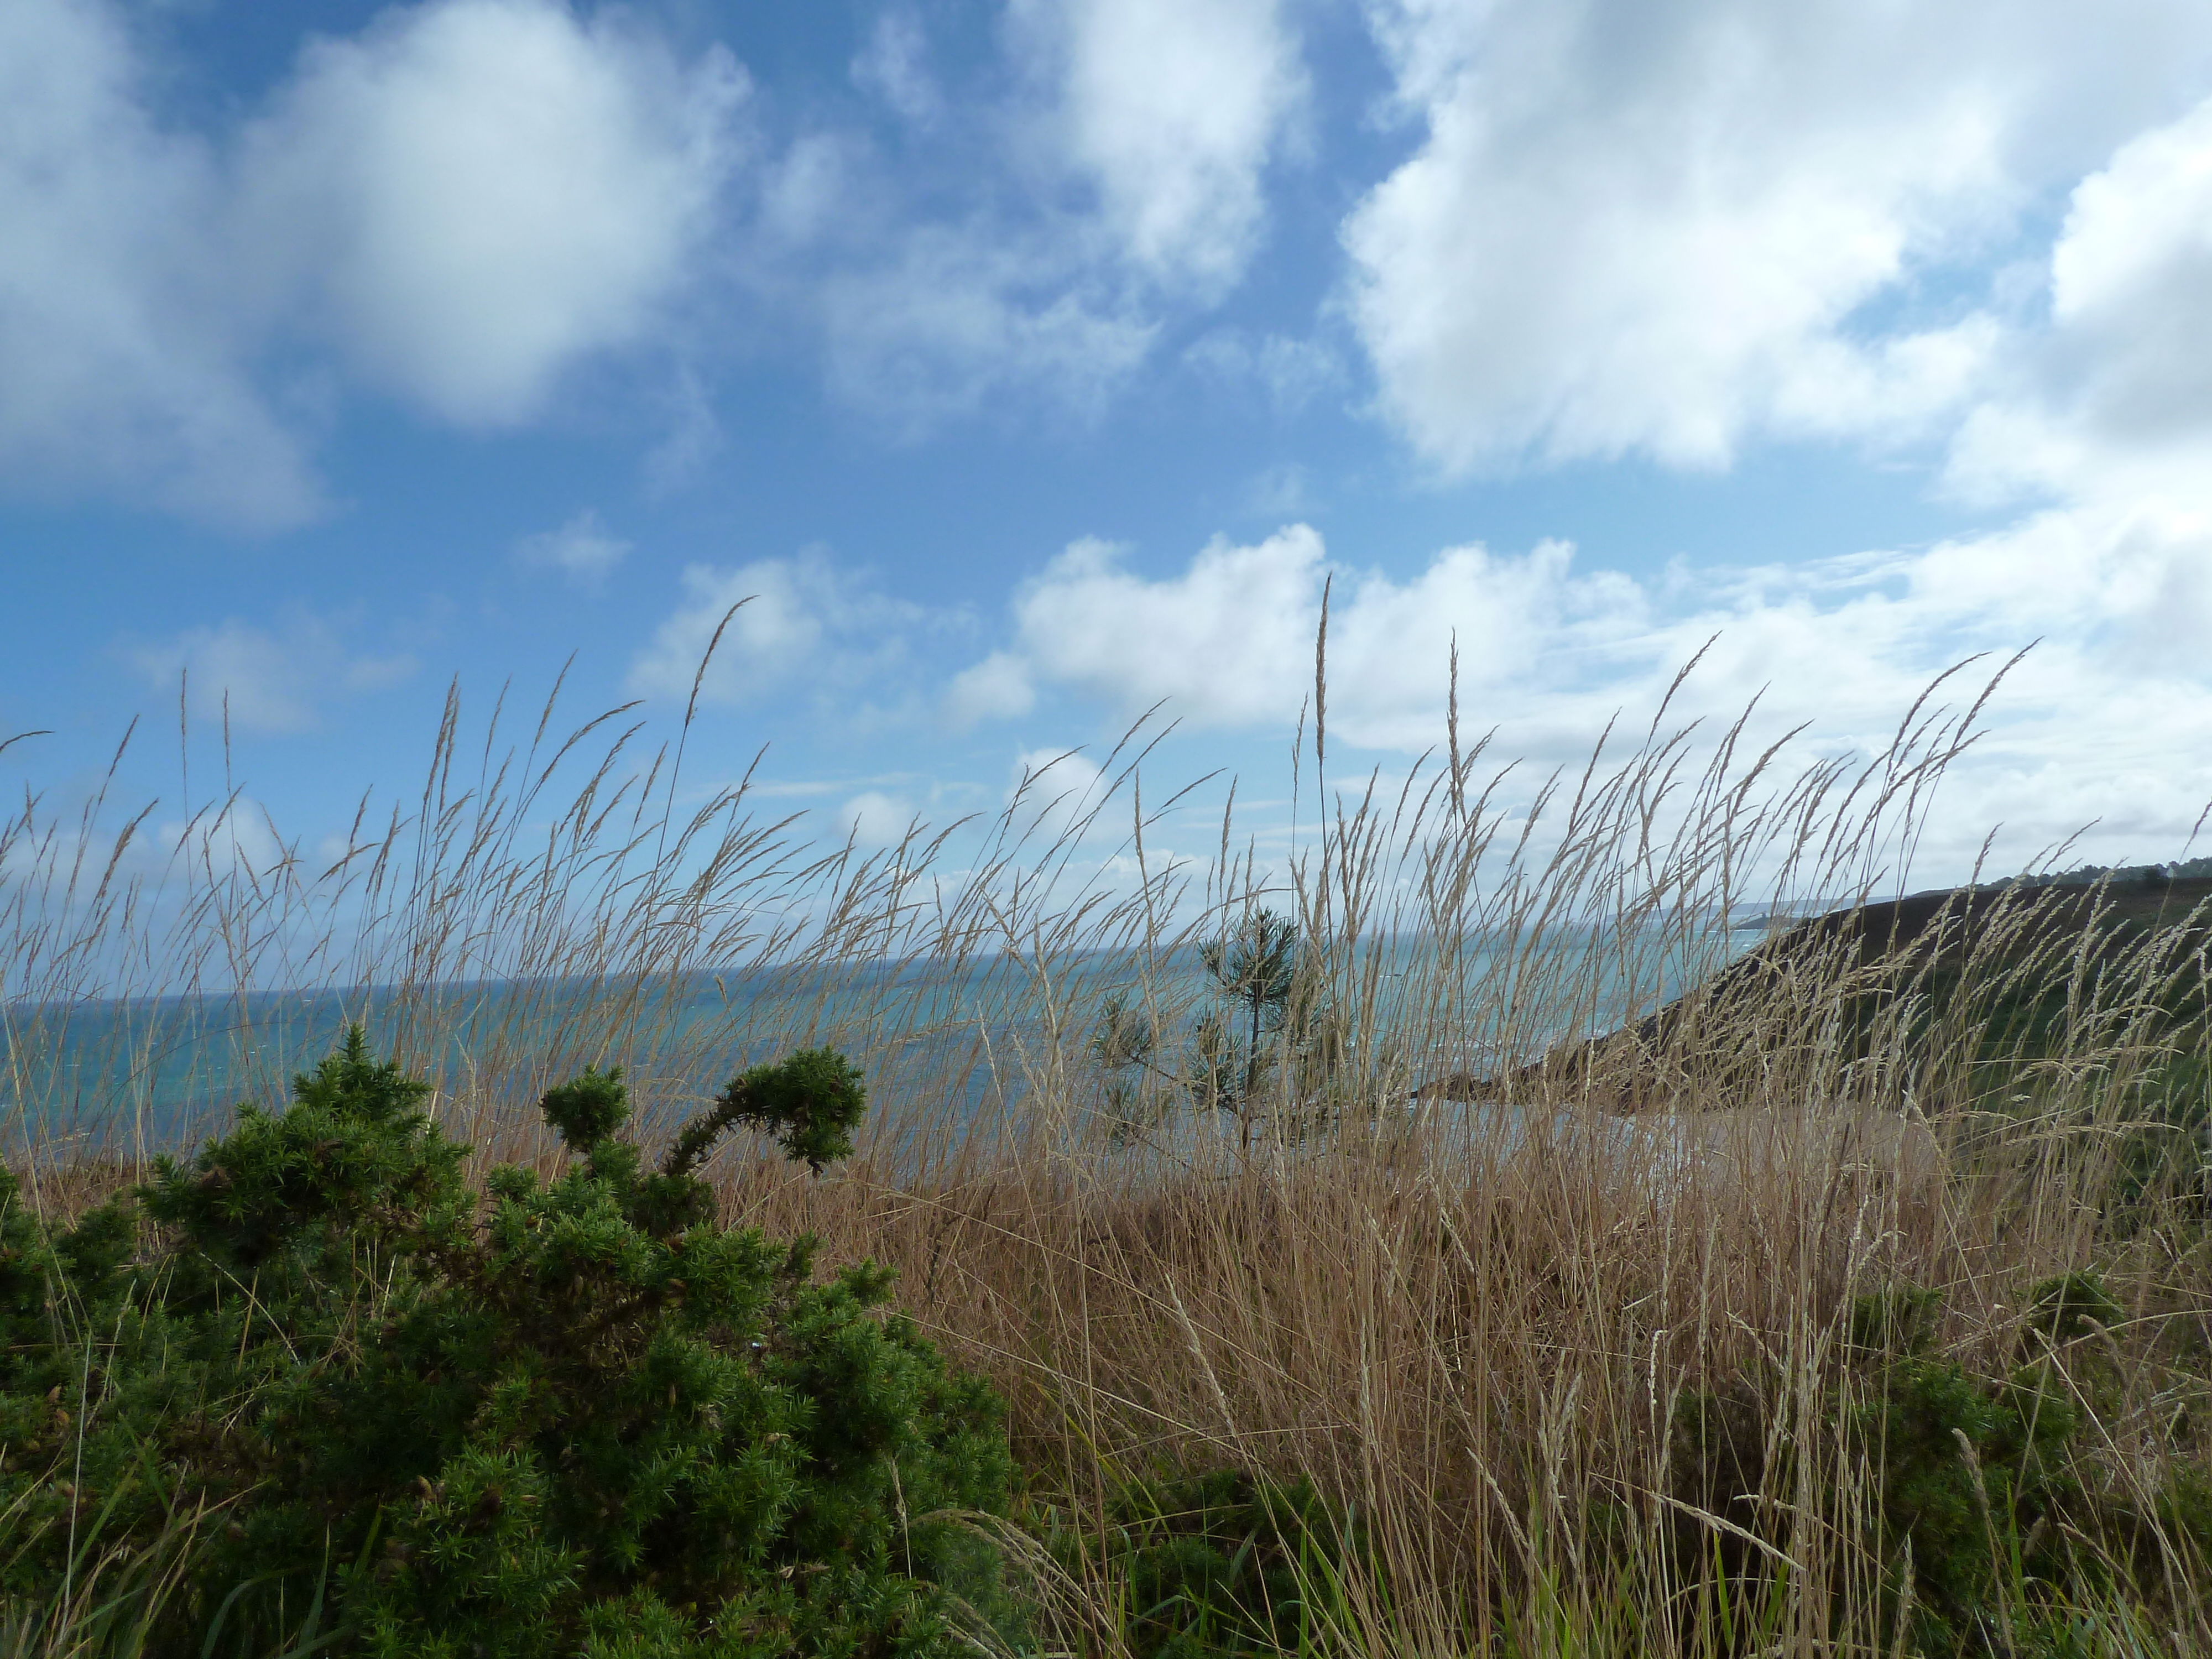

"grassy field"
[3, 667, 2209, 1656]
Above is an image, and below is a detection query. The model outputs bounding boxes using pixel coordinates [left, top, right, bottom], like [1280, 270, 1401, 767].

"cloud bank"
[19, 0, 2212, 523]
[951, 510, 2212, 866]
[1343, 0, 2212, 476]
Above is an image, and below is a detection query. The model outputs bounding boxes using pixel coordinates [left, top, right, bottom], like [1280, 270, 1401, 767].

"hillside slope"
[1507, 874, 2212, 1121]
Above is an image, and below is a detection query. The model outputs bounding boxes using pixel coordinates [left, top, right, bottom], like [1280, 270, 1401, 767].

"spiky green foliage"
[0, 1030, 1010, 1656]
[669, 1048, 869, 1177]
[1854, 1354, 2085, 1651]
[1664, 1275, 2212, 1658]
[143, 1025, 470, 1269]
[1050, 1469, 1359, 1659]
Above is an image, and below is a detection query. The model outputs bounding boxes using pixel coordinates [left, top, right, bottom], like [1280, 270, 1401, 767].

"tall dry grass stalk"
[5, 649, 2209, 1654]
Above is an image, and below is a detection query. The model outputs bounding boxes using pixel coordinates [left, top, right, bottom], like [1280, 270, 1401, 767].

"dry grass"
[5, 648, 2210, 1655]
[708, 1107, 2209, 1654]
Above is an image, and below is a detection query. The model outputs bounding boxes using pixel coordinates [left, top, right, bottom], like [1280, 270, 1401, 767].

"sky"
[8, 0, 2212, 907]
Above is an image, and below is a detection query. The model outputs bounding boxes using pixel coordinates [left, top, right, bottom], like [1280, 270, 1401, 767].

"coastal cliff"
[1502, 872, 2212, 1115]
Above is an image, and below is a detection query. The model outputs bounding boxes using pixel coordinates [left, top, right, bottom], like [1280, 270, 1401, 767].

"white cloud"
[0, 0, 320, 528]
[239, 0, 749, 427]
[1343, 0, 2212, 475]
[954, 515, 2212, 868]
[0, 0, 748, 523]
[967, 525, 1645, 745]
[946, 651, 1037, 727]
[127, 614, 415, 734]
[2051, 98, 2212, 398]
[837, 789, 917, 847]
[1947, 96, 2212, 509]
[626, 552, 932, 709]
[3, 792, 291, 892]
[994, 529, 1326, 727]
[758, 0, 1307, 428]
[515, 508, 632, 586]
[1008, 0, 1307, 295]
[161, 799, 288, 881]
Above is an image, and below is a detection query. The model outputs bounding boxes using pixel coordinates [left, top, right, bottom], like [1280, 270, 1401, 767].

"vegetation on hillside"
[1519, 874, 2212, 1154]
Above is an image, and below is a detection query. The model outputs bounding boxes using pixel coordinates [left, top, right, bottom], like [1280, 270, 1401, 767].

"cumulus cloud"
[0, 0, 747, 523]
[127, 614, 415, 734]
[237, 0, 749, 427]
[964, 525, 1644, 745]
[626, 552, 932, 709]
[515, 508, 632, 586]
[1008, 0, 1307, 295]
[1008, 747, 1109, 841]
[994, 528, 1328, 727]
[1343, 0, 2212, 474]
[2051, 98, 2212, 420]
[946, 651, 1037, 727]
[0, 0, 320, 527]
[1946, 94, 2212, 512]
[1858, 82, 2212, 846]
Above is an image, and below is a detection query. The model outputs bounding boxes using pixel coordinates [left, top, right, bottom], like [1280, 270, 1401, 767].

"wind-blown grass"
[4, 648, 2208, 1655]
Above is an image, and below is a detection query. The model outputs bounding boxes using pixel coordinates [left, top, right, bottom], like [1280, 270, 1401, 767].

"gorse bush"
[1666, 1274, 2212, 1658]
[0, 1030, 1011, 1656]
[1047, 1469, 1360, 1659]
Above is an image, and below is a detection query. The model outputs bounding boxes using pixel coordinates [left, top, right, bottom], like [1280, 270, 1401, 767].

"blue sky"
[8, 0, 2212, 898]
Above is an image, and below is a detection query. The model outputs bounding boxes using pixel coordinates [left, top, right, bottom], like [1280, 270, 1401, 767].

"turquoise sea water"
[4, 957, 1016, 1152]
[3, 926, 1770, 1157]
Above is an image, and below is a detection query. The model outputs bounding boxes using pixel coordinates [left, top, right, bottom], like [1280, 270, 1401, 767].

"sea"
[2, 923, 1775, 1161]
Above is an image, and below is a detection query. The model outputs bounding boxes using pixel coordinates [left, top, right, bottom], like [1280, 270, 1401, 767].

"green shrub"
[1854, 1352, 2084, 1652]
[0, 1029, 1011, 1656]
[1848, 1282, 1945, 1359]
[1658, 1277, 2212, 1656]
[1048, 1467, 1359, 1659]
[2020, 1272, 2126, 1355]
